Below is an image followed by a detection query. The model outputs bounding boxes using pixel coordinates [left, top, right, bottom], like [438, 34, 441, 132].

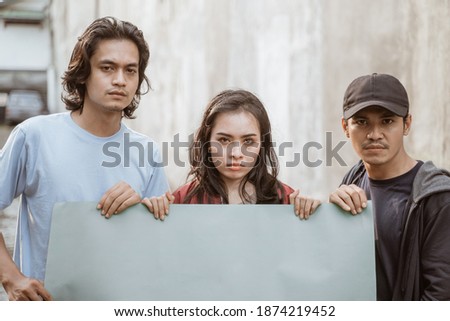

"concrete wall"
[321, 0, 450, 188]
[49, 0, 450, 199]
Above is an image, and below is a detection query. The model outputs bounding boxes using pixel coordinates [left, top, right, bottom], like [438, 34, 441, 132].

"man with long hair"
[0, 17, 168, 300]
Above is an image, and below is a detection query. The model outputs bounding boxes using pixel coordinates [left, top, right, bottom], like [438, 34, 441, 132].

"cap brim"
[343, 100, 408, 120]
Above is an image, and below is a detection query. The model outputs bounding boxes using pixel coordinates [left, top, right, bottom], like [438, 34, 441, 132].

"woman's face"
[209, 111, 261, 186]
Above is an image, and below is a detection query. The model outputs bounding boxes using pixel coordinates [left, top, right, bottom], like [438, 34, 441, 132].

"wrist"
[0, 262, 24, 291]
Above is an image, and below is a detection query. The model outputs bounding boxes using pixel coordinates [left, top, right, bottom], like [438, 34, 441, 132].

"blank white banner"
[45, 203, 375, 301]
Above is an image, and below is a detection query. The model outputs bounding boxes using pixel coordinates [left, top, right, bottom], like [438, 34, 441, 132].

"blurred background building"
[0, 0, 51, 121]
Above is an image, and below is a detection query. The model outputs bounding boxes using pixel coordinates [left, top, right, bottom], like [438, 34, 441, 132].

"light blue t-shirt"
[0, 112, 169, 281]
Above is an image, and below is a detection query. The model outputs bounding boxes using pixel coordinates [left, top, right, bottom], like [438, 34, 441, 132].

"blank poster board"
[45, 203, 375, 301]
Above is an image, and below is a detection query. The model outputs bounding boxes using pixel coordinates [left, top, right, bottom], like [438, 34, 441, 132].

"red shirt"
[173, 180, 294, 204]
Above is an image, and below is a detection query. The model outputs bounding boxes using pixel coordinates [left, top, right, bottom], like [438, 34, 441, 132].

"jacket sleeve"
[340, 160, 366, 186]
[421, 195, 450, 300]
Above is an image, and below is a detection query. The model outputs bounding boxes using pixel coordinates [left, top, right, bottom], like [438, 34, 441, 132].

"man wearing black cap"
[329, 73, 450, 300]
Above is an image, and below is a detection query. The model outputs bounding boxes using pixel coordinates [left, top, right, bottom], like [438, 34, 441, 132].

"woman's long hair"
[184, 89, 286, 204]
[61, 16, 150, 118]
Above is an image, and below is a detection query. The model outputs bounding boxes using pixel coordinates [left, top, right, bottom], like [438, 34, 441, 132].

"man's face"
[84, 39, 140, 114]
[342, 106, 411, 167]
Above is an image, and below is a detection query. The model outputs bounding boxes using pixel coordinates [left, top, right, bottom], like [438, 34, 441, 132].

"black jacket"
[342, 161, 450, 300]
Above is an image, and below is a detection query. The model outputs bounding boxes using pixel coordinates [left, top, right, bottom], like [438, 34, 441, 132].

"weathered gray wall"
[49, 0, 450, 199]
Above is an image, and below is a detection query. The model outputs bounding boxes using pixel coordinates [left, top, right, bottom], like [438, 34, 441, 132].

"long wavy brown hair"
[184, 89, 286, 204]
[61, 16, 150, 118]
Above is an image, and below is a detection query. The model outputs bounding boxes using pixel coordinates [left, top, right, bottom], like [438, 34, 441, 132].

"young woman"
[143, 89, 320, 219]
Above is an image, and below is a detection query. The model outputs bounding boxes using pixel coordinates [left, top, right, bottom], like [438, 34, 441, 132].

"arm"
[0, 128, 51, 300]
[420, 198, 450, 300]
[0, 233, 51, 301]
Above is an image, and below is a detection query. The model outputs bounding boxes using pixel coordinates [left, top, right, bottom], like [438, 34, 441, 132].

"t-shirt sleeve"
[340, 169, 353, 185]
[0, 126, 27, 209]
[142, 144, 169, 198]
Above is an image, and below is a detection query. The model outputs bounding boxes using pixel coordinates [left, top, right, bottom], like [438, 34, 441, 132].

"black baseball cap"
[343, 73, 409, 120]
